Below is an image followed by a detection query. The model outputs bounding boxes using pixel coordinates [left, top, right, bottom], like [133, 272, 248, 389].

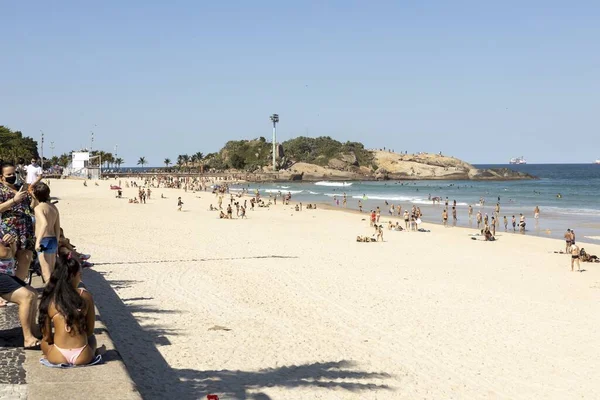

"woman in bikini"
[39, 253, 96, 365]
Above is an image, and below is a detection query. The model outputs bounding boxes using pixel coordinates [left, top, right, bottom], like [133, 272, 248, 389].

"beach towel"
[39, 354, 103, 368]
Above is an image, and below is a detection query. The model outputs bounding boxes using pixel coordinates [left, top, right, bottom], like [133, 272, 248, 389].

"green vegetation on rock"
[211, 136, 375, 171]
[282, 136, 374, 168]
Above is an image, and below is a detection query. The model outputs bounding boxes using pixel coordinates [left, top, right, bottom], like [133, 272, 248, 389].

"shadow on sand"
[94, 255, 299, 266]
[84, 269, 393, 399]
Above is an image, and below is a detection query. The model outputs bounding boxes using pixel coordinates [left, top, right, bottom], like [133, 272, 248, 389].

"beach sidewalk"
[0, 276, 141, 400]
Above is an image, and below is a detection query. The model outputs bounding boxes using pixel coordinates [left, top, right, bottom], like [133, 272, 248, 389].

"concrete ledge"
[24, 278, 141, 400]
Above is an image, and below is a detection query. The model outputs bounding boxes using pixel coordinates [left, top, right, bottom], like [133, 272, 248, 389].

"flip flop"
[24, 341, 41, 350]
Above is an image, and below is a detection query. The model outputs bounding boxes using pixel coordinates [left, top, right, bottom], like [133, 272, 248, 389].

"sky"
[1, 1, 599, 165]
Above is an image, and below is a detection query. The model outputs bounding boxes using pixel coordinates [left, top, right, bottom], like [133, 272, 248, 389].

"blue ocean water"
[232, 164, 600, 242]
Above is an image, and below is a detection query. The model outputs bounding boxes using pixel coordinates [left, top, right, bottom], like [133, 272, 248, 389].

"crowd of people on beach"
[1, 159, 98, 366]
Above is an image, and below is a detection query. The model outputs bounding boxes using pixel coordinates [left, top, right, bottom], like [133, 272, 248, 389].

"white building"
[62, 151, 100, 179]
[72, 151, 90, 169]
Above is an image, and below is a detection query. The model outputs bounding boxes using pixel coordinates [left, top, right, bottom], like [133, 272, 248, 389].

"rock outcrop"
[278, 151, 536, 181]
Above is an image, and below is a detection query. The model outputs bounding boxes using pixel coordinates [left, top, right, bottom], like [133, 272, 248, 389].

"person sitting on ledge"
[0, 232, 40, 348]
[39, 253, 96, 365]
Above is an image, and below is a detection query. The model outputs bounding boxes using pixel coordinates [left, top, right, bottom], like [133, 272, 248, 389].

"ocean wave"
[538, 206, 600, 217]
[351, 195, 417, 202]
[308, 191, 320, 195]
[264, 189, 304, 194]
[411, 199, 469, 206]
[280, 186, 290, 189]
[314, 181, 353, 187]
[585, 236, 600, 241]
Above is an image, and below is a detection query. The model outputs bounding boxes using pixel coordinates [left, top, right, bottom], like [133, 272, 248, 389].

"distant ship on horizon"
[509, 156, 527, 165]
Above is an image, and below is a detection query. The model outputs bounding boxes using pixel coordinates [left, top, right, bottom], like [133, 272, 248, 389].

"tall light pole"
[90, 131, 94, 152]
[270, 114, 279, 171]
[114, 144, 118, 171]
[40, 130, 44, 167]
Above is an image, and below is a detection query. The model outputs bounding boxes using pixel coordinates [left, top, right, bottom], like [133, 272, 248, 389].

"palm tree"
[115, 157, 124, 170]
[176, 155, 184, 170]
[193, 152, 204, 169]
[164, 158, 171, 168]
[137, 157, 147, 168]
[104, 152, 114, 169]
[182, 154, 190, 171]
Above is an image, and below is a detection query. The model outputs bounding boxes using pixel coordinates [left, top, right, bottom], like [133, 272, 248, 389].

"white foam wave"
[539, 206, 600, 217]
[308, 191, 320, 195]
[280, 186, 290, 189]
[315, 181, 353, 187]
[411, 200, 469, 206]
[264, 189, 303, 194]
[350, 194, 419, 202]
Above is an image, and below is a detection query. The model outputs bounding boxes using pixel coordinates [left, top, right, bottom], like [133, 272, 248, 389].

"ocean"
[229, 164, 600, 243]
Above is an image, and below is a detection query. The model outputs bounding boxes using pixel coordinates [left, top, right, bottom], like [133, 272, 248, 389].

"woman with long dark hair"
[39, 253, 96, 365]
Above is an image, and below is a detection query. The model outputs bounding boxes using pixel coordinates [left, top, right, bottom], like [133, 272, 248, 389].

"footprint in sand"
[208, 325, 232, 331]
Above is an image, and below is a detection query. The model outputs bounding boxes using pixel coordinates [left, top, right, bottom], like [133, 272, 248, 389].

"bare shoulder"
[81, 290, 94, 304]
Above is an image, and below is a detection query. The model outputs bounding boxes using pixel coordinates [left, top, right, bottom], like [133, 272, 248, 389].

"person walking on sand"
[491, 216, 496, 236]
[370, 210, 376, 227]
[452, 206, 457, 225]
[358, 199, 363, 212]
[468, 205, 473, 219]
[403, 210, 410, 229]
[476, 211, 482, 229]
[503, 215, 508, 231]
[442, 209, 448, 227]
[376, 225, 384, 242]
[534, 206, 540, 220]
[564, 229, 573, 253]
[570, 243, 581, 271]
[32, 183, 60, 282]
[177, 197, 183, 211]
[376, 207, 381, 223]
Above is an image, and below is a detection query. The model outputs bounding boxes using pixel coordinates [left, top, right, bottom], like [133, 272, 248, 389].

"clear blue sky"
[2, 1, 599, 165]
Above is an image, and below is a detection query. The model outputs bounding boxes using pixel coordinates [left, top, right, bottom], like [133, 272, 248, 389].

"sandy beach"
[54, 179, 600, 399]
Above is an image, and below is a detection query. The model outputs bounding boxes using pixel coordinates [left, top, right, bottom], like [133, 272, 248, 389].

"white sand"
[54, 179, 600, 399]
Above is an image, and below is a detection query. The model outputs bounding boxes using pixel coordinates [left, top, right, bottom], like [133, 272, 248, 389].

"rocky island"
[203, 136, 536, 181]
